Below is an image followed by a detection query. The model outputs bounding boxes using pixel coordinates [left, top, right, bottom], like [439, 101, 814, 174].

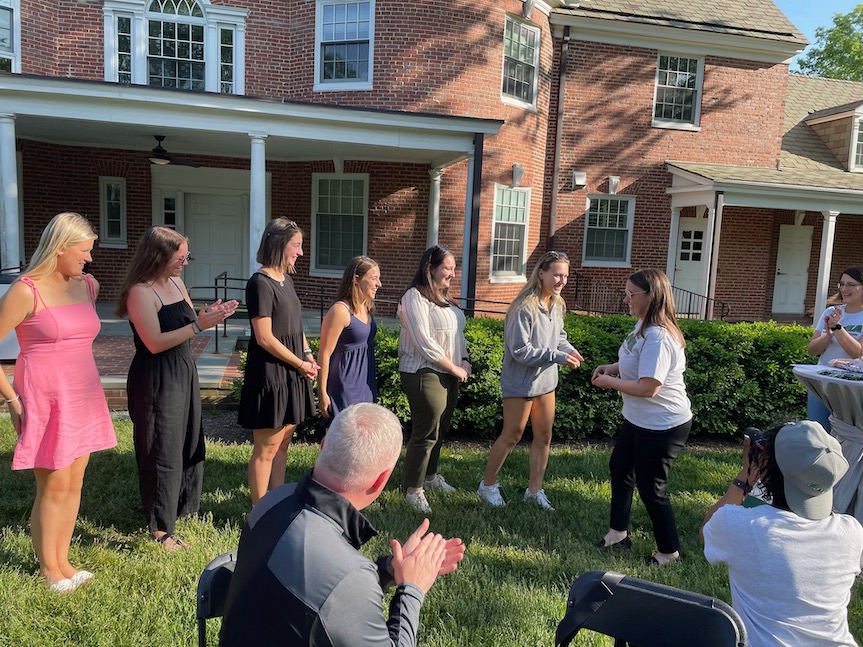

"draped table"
[793, 364, 863, 524]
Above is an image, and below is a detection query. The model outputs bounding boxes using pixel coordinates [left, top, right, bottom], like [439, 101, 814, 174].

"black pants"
[608, 418, 691, 553]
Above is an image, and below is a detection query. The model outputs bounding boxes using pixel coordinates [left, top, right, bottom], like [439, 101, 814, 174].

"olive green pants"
[400, 369, 459, 490]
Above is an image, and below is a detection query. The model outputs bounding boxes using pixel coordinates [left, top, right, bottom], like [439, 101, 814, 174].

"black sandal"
[596, 536, 632, 550]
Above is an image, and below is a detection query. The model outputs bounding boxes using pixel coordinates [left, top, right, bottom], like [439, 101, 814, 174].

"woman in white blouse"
[398, 245, 470, 513]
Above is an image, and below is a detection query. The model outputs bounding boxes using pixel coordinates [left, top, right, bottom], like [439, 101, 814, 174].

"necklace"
[262, 269, 284, 286]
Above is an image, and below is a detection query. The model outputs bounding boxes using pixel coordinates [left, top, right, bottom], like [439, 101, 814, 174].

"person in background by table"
[0, 213, 116, 591]
[316, 256, 380, 424]
[807, 267, 863, 431]
[702, 421, 862, 647]
[478, 251, 583, 511]
[398, 245, 470, 514]
[592, 269, 692, 565]
[118, 227, 238, 551]
[238, 218, 318, 505]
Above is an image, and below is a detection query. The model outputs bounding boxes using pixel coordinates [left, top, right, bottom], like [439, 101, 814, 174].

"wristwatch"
[831, 323, 843, 331]
[732, 478, 751, 494]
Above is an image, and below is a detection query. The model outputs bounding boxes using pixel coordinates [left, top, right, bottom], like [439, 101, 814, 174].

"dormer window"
[854, 119, 863, 170]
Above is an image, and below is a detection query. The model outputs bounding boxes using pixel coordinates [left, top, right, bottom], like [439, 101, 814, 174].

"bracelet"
[191, 320, 202, 334]
[831, 323, 843, 332]
[303, 348, 313, 356]
[3, 394, 19, 404]
[297, 360, 306, 371]
[732, 478, 751, 494]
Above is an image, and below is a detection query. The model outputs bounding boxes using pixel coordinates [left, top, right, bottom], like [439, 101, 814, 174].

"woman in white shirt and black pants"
[398, 245, 470, 514]
[592, 269, 692, 565]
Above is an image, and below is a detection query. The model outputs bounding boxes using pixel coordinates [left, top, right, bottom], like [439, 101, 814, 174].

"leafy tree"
[798, 5, 863, 81]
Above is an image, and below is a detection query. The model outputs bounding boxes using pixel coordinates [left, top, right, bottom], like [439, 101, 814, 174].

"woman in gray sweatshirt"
[478, 251, 583, 510]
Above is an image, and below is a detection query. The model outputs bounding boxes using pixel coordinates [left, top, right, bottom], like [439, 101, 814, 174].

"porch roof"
[552, 0, 807, 45]
[0, 74, 503, 168]
[665, 161, 863, 216]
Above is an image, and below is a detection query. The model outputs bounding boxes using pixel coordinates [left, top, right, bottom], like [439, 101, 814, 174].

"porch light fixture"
[608, 176, 620, 195]
[512, 163, 525, 187]
[523, 0, 536, 19]
[572, 171, 587, 188]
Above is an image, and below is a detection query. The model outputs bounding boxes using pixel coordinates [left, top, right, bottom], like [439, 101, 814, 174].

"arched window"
[104, 0, 246, 94]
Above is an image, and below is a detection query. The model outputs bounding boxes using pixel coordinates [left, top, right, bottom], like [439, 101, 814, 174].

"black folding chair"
[556, 570, 747, 647]
[196, 551, 237, 647]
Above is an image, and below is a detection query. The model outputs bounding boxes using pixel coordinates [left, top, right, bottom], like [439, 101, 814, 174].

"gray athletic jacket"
[500, 300, 575, 398]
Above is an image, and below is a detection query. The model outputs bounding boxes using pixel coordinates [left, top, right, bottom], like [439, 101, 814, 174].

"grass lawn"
[0, 417, 860, 646]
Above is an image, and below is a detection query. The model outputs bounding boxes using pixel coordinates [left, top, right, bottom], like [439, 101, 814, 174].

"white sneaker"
[405, 489, 432, 513]
[423, 474, 457, 493]
[524, 488, 554, 511]
[477, 481, 506, 507]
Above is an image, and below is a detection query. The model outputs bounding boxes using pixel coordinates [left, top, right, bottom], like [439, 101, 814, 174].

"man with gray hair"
[219, 403, 465, 646]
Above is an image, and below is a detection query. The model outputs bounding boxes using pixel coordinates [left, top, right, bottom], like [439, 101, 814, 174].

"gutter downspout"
[547, 26, 570, 250]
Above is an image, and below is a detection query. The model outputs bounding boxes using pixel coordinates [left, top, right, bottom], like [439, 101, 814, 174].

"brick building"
[0, 0, 861, 320]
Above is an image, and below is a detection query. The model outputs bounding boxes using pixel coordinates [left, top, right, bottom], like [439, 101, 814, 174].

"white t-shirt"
[704, 504, 863, 647]
[814, 305, 863, 365]
[618, 322, 691, 430]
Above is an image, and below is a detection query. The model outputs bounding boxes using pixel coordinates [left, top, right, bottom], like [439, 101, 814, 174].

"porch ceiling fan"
[148, 135, 201, 167]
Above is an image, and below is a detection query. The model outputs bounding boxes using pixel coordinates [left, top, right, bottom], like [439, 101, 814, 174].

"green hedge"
[375, 315, 814, 440]
[234, 315, 814, 439]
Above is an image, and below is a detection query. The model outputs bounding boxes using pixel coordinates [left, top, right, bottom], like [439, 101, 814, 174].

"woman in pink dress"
[0, 212, 116, 592]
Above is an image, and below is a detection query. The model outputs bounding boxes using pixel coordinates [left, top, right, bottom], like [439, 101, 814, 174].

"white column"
[665, 206, 681, 280]
[459, 151, 475, 309]
[426, 168, 443, 248]
[248, 133, 267, 278]
[700, 204, 716, 308]
[0, 114, 21, 270]
[813, 210, 839, 324]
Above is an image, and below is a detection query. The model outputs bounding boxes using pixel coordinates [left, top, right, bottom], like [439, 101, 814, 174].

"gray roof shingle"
[552, 0, 807, 45]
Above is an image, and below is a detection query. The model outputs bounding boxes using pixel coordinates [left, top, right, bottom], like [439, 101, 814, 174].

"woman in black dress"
[239, 218, 318, 504]
[117, 227, 237, 550]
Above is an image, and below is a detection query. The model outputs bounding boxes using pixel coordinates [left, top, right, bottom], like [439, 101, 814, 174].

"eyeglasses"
[174, 253, 192, 263]
[838, 282, 862, 290]
[546, 251, 569, 261]
[625, 289, 647, 298]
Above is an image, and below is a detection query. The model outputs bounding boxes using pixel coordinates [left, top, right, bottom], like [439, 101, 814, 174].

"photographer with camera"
[702, 421, 863, 647]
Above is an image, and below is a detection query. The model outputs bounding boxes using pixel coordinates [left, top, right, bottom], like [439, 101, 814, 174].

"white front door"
[772, 224, 813, 314]
[185, 194, 247, 303]
[672, 217, 708, 314]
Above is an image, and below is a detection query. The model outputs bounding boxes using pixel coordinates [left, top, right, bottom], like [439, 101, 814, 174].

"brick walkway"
[2, 332, 243, 409]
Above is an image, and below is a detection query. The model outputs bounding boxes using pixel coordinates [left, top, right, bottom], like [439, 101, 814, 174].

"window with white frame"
[583, 196, 634, 266]
[501, 16, 539, 106]
[103, 0, 246, 94]
[0, 0, 20, 73]
[854, 121, 863, 170]
[312, 174, 368, 274]
[99, 177, 127, 248]
[314, 0, 374, 91]
[653, 54, 703, 127]
[491, 185, 529, 280]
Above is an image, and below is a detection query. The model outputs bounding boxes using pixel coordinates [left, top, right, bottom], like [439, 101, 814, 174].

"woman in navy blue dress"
[317, 256, 381, 423]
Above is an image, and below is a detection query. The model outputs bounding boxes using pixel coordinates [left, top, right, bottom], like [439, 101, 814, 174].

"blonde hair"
[508, 251, 569, 321]
[629, 268, 686, 348]
[24, 212, 97, 280]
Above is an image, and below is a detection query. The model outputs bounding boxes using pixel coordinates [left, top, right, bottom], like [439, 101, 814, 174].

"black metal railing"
[569, 271, 730, 321]
[186, 269, 731, 353]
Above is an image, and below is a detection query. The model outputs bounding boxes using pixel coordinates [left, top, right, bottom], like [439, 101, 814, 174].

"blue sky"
[773, 0, 861, 67]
